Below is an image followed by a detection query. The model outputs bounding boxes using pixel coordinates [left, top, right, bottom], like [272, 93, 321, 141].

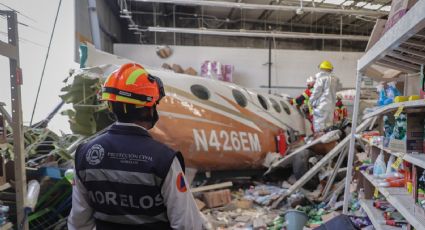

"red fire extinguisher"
[276, 129, 288, 157]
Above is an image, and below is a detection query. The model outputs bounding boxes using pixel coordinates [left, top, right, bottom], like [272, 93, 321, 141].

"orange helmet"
[101, 63, 165, 107]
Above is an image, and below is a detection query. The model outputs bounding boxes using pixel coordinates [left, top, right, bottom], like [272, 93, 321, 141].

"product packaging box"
[389, 112, 424, 153]
[384, 0, 418, 33]
[415, 166, 425, 217]
[203, 189, 232, 208]
[365, 19, 387, 51]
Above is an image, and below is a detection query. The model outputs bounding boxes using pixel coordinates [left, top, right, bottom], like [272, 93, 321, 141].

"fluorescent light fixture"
[147, 27, 370, 41]
[133, 0, 387, 17]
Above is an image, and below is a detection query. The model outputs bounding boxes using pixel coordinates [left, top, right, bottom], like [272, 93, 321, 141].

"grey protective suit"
[309, 71, 340, 132]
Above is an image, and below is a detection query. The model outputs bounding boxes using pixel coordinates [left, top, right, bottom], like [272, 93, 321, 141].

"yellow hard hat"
[319, 60, 333, 71]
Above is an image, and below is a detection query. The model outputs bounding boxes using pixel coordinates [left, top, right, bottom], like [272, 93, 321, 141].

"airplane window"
[232, 89, 247, 107]
[190, 84, 210, 100]
[257, 94, 268, 110]
[280, 101, 291, 114]
[269, 98, 281, 113]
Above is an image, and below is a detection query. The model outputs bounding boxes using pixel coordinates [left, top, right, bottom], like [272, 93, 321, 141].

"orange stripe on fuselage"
[150, 94, 282, 170]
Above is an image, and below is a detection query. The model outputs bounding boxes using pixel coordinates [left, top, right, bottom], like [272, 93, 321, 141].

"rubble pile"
[192, 180, 367, 230]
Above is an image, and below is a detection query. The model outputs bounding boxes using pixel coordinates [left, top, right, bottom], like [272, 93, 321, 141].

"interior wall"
[114, 44, 363, 96]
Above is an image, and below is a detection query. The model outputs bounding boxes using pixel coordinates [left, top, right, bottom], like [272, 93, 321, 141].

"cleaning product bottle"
[383, 115, 393, 147]
[386, 81, 401, 104]
[377, 83, 387, 106]
[379, 179, 405, 187]
[26, 180, 40, 211]
[65, 169, 75, 185]
[386, 155, 396, 175]
[373, 150, 387, 178]
[380, 220, 407, 227]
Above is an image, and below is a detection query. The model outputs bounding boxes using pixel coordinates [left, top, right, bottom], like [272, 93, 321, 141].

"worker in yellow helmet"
[309, 60, 341, 132]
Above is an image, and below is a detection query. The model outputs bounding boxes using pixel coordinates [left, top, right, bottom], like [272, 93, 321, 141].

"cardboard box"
[161, 63, 172, 70]
[366, 19, 387, 51]
[389, 112, 424, 153]
[172, 64, 184, 74]
[384, 0, 418, 33]
[234, 199, 253, 209]
[203, 189, 232, 208]
[415, 166, 425, 217]
[195, 198, 206, 210]
[184, 67, 198, 76]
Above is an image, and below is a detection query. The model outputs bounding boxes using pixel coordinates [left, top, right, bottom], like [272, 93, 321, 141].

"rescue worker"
[68, 63, 204, 230]
[309, 60, 341, 132]
[334, 95, 348, 123]
[290, 76, 315, 122]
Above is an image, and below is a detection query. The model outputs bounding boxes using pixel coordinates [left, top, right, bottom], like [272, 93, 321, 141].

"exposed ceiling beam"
[256, 0, 277, 21]
[133, 0, 387, 17]
[341, 0, 392, 31]
[147, 26, 370, 41]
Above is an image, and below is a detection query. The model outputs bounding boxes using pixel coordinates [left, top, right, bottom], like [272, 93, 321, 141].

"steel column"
[88, 0, 102, 49]
[343, 64, 363, 214]
[2, 11, 28, 230]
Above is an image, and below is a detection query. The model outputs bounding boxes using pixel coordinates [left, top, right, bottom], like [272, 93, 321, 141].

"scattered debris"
[203, 189, 232, 208]
[192, 182, 233, 193]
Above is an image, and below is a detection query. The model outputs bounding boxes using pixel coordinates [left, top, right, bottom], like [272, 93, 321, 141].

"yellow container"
[394, 96, 408, 103]
[408, 95, 421, 101]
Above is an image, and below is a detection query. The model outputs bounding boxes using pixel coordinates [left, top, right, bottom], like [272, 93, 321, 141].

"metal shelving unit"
[359, 199, 400, 230]
[361, 137, 425, 169]
[362, 99, 425, 120]
[342, 1, 425, 227]
[361, 171, 425, 230]
[357, 0, 425, 74]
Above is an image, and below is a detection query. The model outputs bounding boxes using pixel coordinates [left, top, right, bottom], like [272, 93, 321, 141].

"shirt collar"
[115, 122, 148, 131]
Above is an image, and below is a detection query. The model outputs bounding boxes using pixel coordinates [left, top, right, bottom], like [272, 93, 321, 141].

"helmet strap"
[151, 105, 159, 128]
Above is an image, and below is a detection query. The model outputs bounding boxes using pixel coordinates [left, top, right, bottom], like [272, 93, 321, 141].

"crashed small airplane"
[61, 45, 313, 172]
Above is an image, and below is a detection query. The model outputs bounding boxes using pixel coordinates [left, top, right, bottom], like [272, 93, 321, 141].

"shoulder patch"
[86, 144, 105, 165]
[176, 172, 187, 193]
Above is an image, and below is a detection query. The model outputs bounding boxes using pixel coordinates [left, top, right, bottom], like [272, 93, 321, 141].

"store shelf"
[360, 199, 400, 230]
[361, 171, 425, 230]
[0, 222, 12, 230]
[363, 100, 425, 120]
[361, 137, 425, 169]
[358, 0, 425, 74]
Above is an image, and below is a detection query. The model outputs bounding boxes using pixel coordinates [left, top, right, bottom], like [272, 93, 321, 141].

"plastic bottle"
[65, 169, 75, 184]
[376, 83, 387, 106]
[358, 188, 365, 200]
[26, 180, 40, 211]
[383, 115, 393, 147]
[386, 155, 396, 175]
[380, 220, 407, 227]
[379, 179, 405, 187]
[373, 150, 387, 178]
[386, 81, 401, 102]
